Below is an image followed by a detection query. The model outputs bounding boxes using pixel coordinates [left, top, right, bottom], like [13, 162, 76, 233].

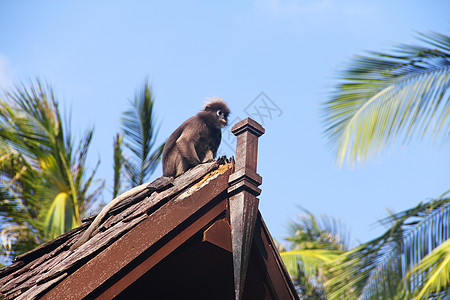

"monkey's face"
[203, 98, 230, 128]
[216, 109, 228, 128]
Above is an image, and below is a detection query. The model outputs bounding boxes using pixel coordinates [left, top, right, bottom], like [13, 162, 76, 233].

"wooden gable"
[0, 118, 298, 300]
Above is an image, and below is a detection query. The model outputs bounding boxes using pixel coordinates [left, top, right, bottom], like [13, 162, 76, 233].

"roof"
[0, 118, 298, 300]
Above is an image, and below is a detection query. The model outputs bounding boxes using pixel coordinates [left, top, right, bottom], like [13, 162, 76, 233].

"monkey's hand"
[201, 149, 214, 163]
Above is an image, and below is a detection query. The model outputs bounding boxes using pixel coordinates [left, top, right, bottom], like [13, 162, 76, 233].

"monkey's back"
[162, 117, 192, 177]
[162, 114, 221, 177]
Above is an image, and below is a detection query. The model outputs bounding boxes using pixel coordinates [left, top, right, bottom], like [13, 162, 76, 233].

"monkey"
[69, 99, 228, 250]
[162, 97, 230, 177]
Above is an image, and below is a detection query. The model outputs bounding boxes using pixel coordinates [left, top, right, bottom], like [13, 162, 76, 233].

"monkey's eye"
[216, 110, 223, 117]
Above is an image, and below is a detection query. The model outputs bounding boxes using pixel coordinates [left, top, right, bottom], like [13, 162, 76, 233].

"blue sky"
[1, 1, 449, 245]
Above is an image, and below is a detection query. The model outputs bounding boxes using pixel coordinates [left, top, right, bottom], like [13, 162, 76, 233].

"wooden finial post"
[228, 117, 265, 300]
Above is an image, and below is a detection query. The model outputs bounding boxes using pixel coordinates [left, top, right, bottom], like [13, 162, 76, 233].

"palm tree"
[279, 208, 351, 299]
[326, 192, 450, 299]
[323, 31, 450, 166]
[0, 80, 104, 260]
[322, 31, 450, 299]
[113, 82, 164, 195]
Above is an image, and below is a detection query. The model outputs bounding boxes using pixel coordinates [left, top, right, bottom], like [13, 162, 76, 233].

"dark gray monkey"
[162, 98, 230, 177]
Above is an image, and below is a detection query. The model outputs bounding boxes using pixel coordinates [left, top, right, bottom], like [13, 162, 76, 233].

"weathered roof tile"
[0, 160, 224, 300]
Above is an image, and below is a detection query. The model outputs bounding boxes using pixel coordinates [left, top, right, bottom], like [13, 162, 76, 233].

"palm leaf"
[409, 238, 450, 299]
[7, 81, 82, 226]
[0, 79, 103, 254]
[281, 208, 351, 298]
[0, 224, 39, 263]
[280, 248, 343, 278]
[286, 207, 351, 251]
[121, 82, 164, 187]
[326, 192, 450, 299]
[43, 192, 75, 238]
[326, 232, 405, 300]
[112, 133, 124, 199]
[71, 129, 104, 215]
[323, 31, 450, 166]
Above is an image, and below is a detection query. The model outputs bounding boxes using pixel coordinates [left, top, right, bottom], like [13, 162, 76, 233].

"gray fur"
[162, 98, 230, 177]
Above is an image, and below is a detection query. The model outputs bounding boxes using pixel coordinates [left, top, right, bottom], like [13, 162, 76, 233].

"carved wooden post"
[228, 117, 265, 300]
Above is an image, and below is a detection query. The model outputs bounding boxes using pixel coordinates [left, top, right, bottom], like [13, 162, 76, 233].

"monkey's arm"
[211, 129, 221, 157]
[176, 135, 201, 165]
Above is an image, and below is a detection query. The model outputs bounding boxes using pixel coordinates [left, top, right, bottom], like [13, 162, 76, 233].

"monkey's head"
[203, 97, 230, 128]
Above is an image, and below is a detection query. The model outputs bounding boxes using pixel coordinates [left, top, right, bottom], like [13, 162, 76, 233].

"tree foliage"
[112, 133, 124, 199]
[326, 192, 450, 299]
[0, 80, 166, 265]
[280, 208, 350, 299]
[322, 31, 450, 299]
[116, 82, 164, 191]
[0, 80, 104, 260]
[323, 32, 450, 166]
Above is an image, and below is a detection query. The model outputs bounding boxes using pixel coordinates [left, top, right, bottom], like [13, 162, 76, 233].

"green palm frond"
[281, 208, 351, 298]
[286, 207, 351, 251]
[408, 238, 450, 299]
[281, 248, 343, 278]
[4, 81, 81, 225]
[0, 224, 38, 263]
[112, 133, 124, 199]
[72, 129, 104, 216]
[0, 79, 103, 249]
[121, 82, 164, 187]
[44, 192, 76, 237]
[326, 192, 450, 299]
[326, 233, 405, 300]
[323, 31, 450, 166]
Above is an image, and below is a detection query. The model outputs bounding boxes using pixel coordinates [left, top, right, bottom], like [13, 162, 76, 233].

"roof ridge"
[0, 159, 226, 278]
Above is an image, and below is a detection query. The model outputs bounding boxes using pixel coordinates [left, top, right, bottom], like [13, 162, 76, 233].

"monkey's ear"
[204, 104, 212, 112]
